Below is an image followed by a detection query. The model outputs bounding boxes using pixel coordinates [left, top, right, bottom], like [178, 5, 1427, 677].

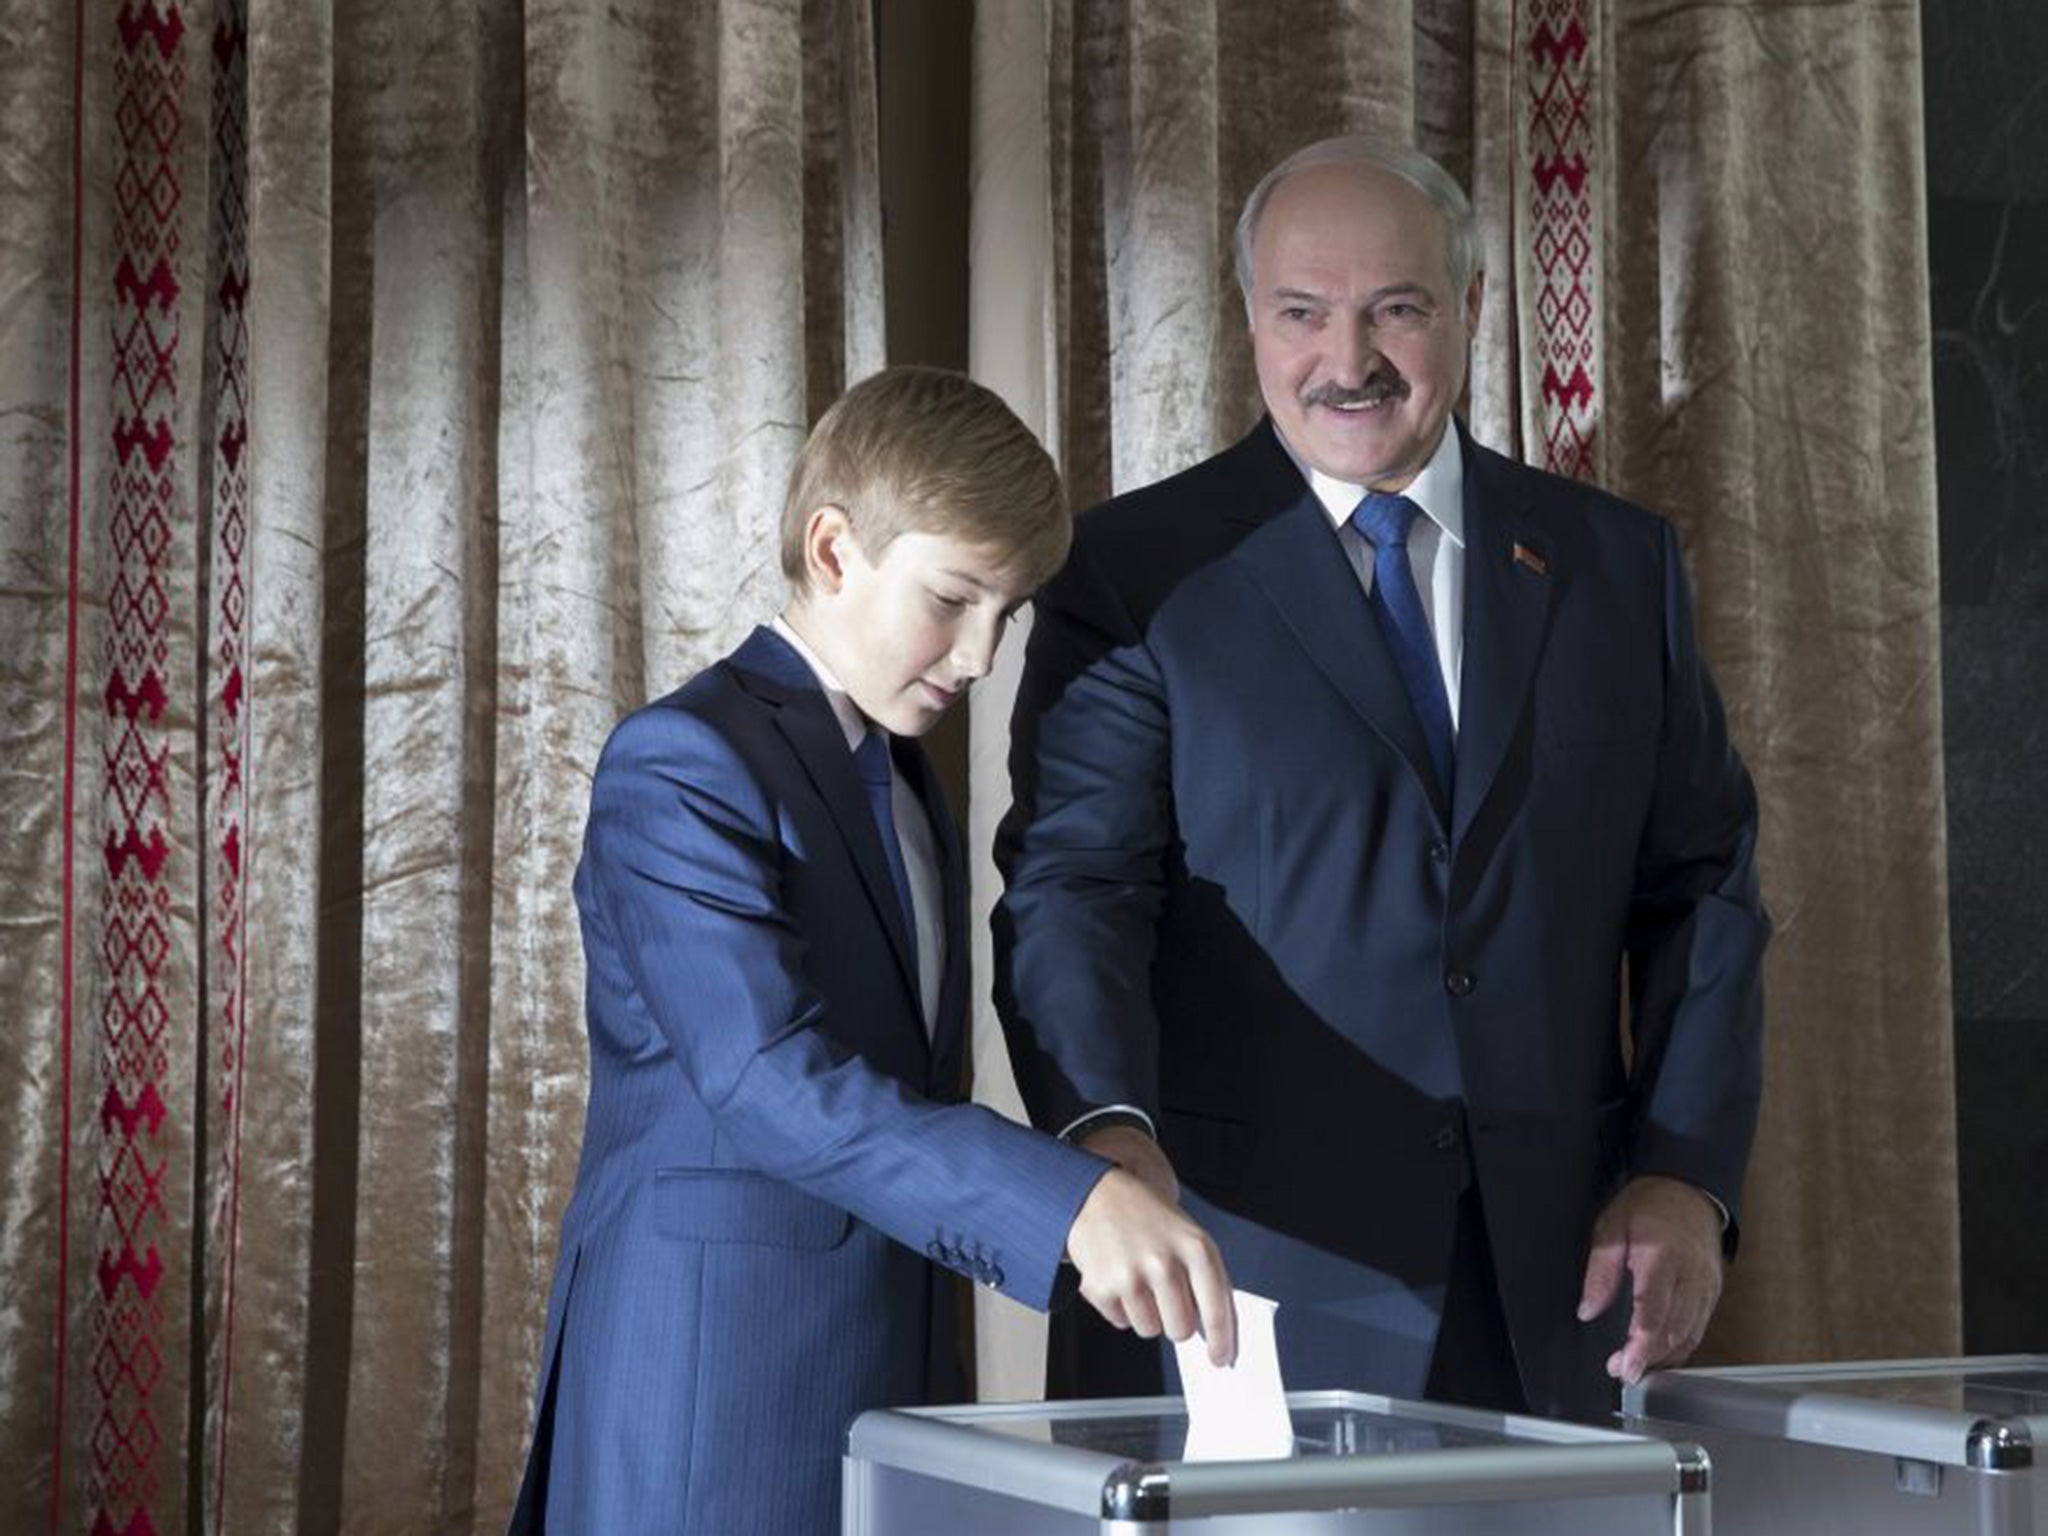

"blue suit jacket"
[511, 626, 1107, 1535]
[995, 421, 1768, 1421]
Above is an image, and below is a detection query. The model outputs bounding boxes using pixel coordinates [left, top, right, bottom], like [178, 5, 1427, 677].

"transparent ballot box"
[1623, 1355, 2048, 1536]
[843, 1391, 1709, 1534]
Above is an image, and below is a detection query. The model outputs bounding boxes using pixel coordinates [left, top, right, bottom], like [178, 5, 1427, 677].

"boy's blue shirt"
[508, 624, 1106, 1536]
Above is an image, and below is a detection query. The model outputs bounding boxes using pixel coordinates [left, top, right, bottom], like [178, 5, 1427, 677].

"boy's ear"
[802, 504, 860, 594]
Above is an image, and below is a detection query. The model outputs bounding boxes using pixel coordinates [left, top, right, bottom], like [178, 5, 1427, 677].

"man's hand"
[1577, 1175, 1725, 1384]
[1066, 1168, 1237, 1367]
[1079, 1122, 1179, 1205]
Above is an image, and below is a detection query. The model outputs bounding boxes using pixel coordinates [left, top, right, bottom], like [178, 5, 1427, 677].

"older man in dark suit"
[995, 136, 1769, 1421]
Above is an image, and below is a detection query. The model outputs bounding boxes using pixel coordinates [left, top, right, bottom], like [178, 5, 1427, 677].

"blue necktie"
[853, 729, 919, 969]
[1350, 491, 1455, 797]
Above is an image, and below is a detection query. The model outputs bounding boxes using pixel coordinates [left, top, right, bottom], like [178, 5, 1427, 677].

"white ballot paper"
[1174, 1289, 1295, 1461]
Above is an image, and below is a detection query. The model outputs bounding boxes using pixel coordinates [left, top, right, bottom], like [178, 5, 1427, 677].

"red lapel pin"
[1512, 541, 1549, 576]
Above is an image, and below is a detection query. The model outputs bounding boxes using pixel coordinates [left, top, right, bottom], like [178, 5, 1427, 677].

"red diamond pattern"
[94, 12, 184, 1536]
[1528, 0, 1600, 481]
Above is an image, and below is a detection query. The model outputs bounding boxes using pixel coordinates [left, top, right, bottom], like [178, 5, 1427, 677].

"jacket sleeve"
[993, 531, 1174, 1135]
[583, 705, 1109, 1310]
[1624, 520, 1771, 1240]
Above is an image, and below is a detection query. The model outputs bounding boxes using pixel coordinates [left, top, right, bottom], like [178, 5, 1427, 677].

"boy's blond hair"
[781, 366, 1069, 592]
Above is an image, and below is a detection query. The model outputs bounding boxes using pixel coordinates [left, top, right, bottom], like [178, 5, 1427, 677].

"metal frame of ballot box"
[845, 1390, 1712, 1534]
[1623, 1354, 2048, 1536]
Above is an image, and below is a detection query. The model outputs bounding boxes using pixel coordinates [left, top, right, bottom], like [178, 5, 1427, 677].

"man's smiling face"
[1247, 160, 1481, 491]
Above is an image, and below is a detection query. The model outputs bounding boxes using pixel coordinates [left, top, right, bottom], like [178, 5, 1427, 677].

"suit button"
[1428, 839, 1450, 864]
[1445, 967, 1476, 997]
[1433, 1124, 1461, 1152]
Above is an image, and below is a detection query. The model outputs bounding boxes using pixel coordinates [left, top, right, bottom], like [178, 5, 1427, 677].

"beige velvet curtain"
[0, 2, 879, 1532]
[967, 0, 1958, 1393]
[1, 0, 1963, 1530]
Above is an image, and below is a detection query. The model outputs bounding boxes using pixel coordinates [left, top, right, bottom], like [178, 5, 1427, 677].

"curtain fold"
[967, 0, 1958, 1395]
[0, 3, 881, 1532]
[1599, 0, 1956, 1365]
[0, 0, 79, 1518]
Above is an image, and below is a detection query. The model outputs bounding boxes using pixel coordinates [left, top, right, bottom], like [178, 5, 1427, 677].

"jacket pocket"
[651, 1168, 855, 1251]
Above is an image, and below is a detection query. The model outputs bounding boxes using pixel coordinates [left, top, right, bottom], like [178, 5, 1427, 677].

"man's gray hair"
[1233, 136, 1480, 311]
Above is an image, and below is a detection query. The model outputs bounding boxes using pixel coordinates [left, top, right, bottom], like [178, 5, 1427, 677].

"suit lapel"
[732, 628, 924, 1016]
[1233, 484, 1452, 826]
[1451, 444, 1557, 846]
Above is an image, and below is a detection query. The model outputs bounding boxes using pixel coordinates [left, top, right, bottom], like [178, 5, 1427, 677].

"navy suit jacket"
[511, 626, 1107, 1535]
[995, 420, 1768, 1421]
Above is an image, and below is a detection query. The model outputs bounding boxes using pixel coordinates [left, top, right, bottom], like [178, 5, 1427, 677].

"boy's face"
[796, 514, 1033, 738]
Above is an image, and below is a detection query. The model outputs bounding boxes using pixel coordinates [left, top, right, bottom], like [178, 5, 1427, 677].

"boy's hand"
[1066, 1169, 1238, 1367]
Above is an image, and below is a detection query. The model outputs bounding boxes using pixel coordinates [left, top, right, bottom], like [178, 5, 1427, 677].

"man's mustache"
[1304, 372, 1408, 408]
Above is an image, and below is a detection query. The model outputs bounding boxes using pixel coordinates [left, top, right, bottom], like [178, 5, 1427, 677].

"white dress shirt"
[772, 617, 942, 1035]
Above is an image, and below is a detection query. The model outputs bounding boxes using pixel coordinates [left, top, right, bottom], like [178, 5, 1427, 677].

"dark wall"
[1925, 2, 2048, 1352]
[877, 0, 970, 374]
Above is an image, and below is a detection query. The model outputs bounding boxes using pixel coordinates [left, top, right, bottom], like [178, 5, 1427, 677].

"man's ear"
[1464, 269, 1486, 332]
[802, 504, 859, 594]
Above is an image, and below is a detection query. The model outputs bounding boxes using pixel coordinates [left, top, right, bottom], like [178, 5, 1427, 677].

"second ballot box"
[844, 1390, 1709, 1534]
[1623, 1355, 2048, 1536]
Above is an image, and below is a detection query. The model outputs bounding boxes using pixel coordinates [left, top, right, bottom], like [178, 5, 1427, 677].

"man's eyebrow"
[1267, 282, 1437, 306]
[1365, 283, 1436, 303]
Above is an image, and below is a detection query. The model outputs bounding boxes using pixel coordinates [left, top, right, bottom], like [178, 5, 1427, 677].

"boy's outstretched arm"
[584, 703, 1238, 1346]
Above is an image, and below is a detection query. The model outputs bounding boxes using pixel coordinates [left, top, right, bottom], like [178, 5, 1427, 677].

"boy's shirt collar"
[771, 614, 870, 752]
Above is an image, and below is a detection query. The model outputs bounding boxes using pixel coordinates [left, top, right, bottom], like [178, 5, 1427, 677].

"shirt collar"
[772, 614, 870, 753]
[1282, 418, 1466, 549]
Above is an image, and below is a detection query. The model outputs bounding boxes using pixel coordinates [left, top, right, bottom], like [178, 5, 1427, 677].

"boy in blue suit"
[510, 367, 1236, 1535]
